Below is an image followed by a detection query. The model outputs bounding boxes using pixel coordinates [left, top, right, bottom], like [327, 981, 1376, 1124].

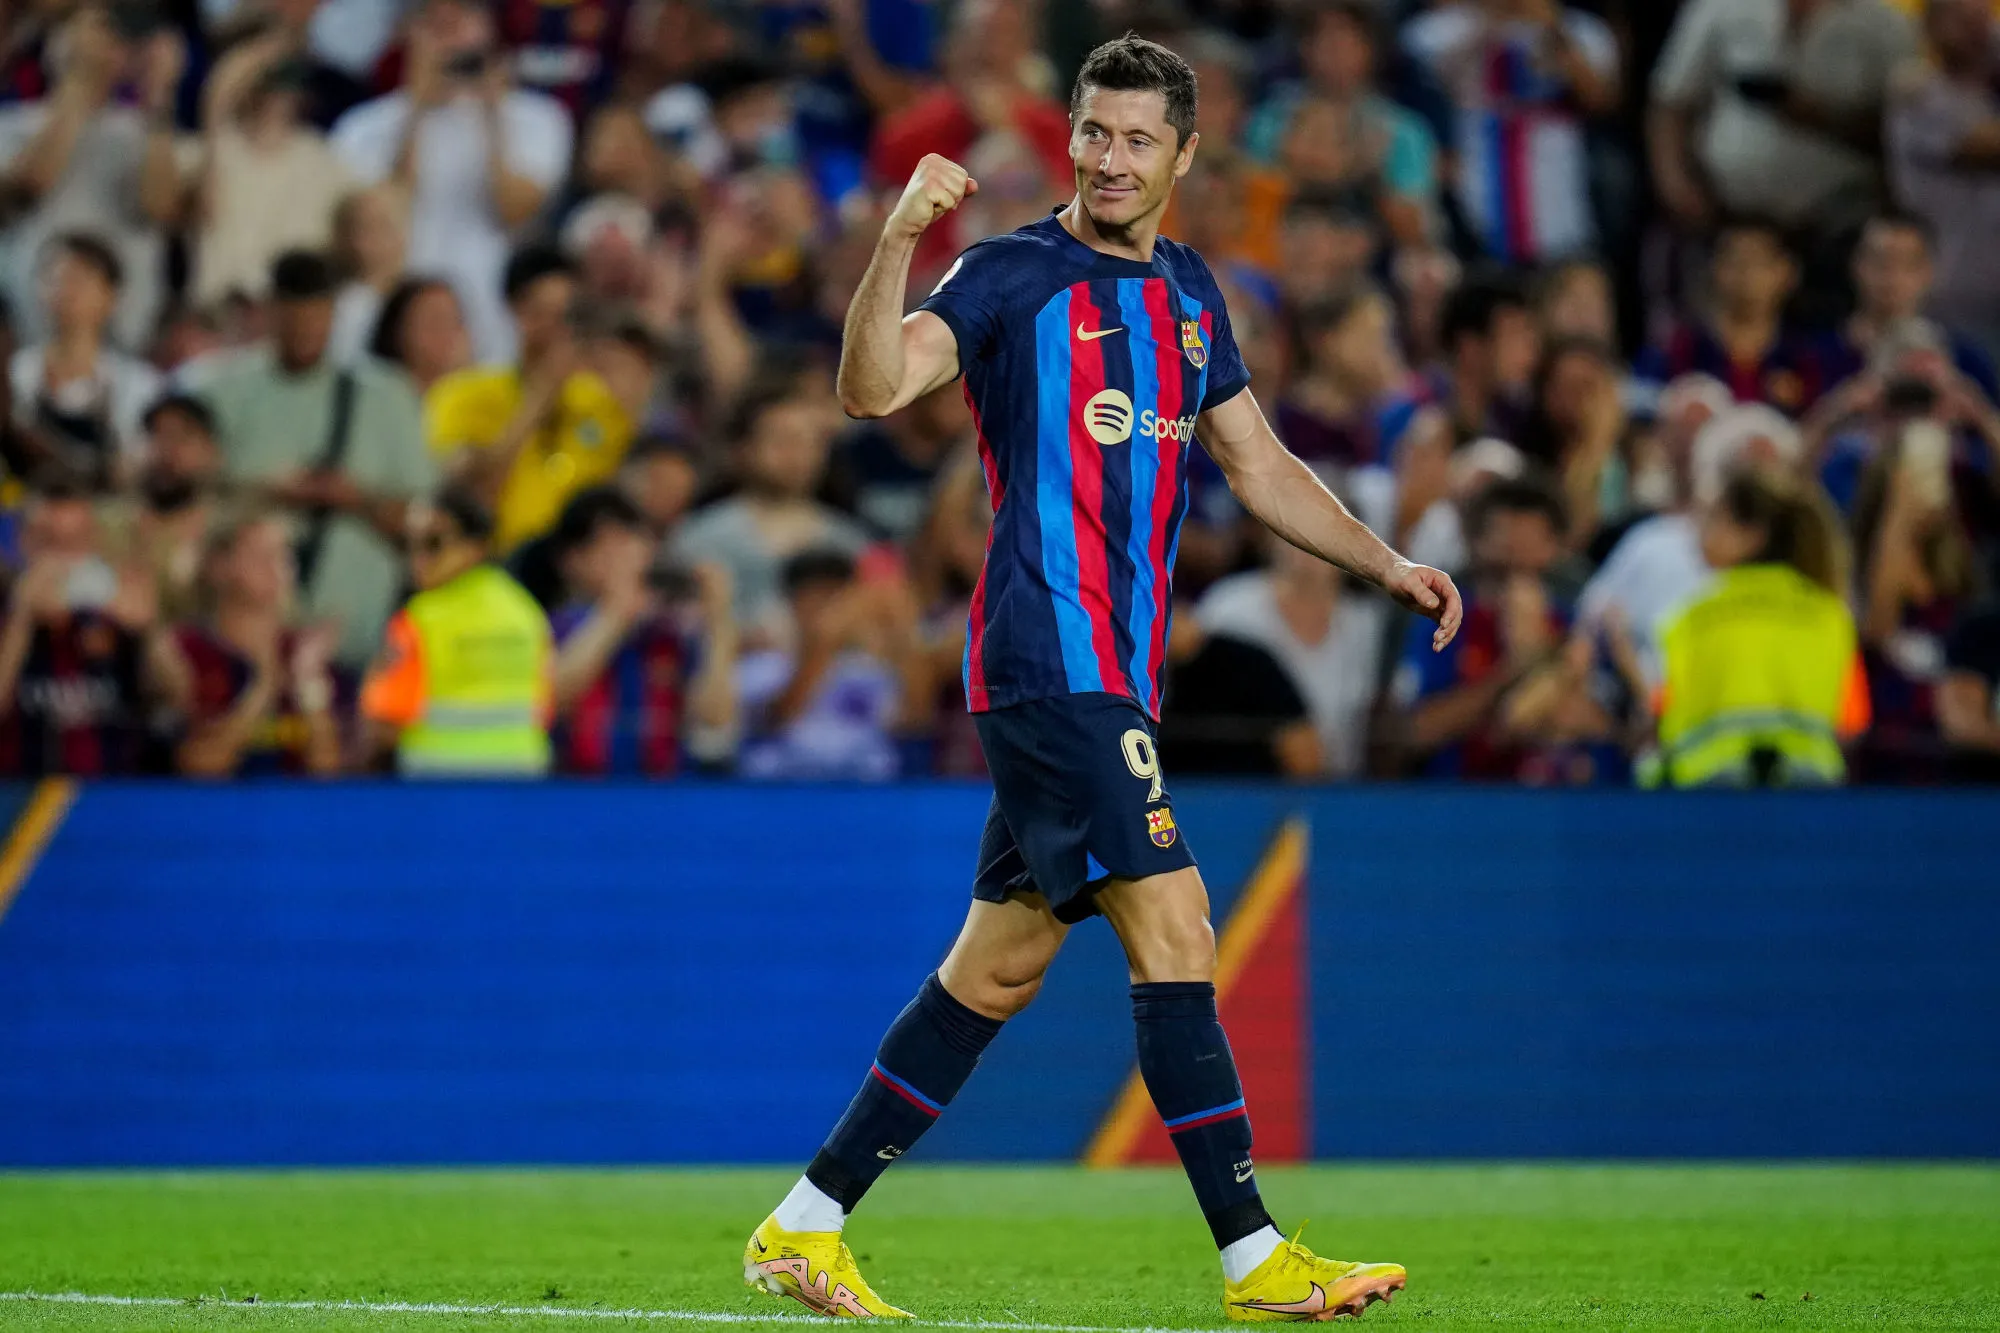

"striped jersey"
[918, 211, 1250, 718]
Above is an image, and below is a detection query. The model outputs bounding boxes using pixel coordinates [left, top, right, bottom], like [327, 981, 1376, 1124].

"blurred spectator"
[424, 246, 636, 553]
[493, 0, 632, 118]
[1648, 469, 1865, 787]
[0, 4, 186, 350]
[1192, 535, 1390, 780]
[1820, 212, 1999, 394]
[1403, 0, 1618, 266]
[193, 25, 354, 308]
[736, 547, 920, 781]
[1244, 3, 1440, 253]
[547, 487, 735, 775]
[202, 250, 435, 668]
[1637, 219, 1826, 415]
[9, 232, 162, 487]
[125, 393, 225, 623]
[1649, 0, 1914, 238]
[829, 382, 969, 542]
[1158, 633, 1321, 778]
[865, 0, 1068, 274]
[327, 186, 409, 363]
[1887, 0, 2000, 357]
[1578, 394, 1797, 676]
[0, 482, 186, 774]
[1533, 257, 1619, 347]
[1394, 475, 1613, 782]
[366, 276, 472, 396]
[331, 0, 574, 363]
[1940, 603, 2000, 780]
[619, 431, 700, 537]
[1433, 272, 1539, 446]
[1277, 282, 1426, 469]
[1519, 335, 1646, 547]
[1851, 430, 1980, 781]
[360, 486, 552, 775]
[174, 511, 346, 777]
[671, 374, 870, 635]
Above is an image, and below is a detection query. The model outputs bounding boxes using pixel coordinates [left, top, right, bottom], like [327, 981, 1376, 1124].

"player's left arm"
[1199, 388, 1463, 651]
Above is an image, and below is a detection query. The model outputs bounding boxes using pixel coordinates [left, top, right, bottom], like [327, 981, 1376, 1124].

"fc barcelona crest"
[1180, 319, 1207, 369]
[1147, 807, 1179, 848]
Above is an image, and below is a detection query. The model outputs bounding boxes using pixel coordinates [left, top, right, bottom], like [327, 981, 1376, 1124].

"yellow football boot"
[1224, 1227, 1406, 1321]
[743, 1214, 912, 1318]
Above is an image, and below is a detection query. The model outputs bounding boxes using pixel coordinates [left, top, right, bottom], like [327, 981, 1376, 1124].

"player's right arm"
[837, 154, 978, 420]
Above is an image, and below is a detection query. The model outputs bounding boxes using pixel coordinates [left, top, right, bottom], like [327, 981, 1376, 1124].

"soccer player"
[744, 34, 1462, 1323]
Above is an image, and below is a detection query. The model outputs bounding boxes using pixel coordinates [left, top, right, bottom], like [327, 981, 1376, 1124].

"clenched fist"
[887, 154, 978, 240]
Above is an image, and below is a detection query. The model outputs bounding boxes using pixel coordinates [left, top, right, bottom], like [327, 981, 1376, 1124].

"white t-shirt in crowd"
[9, 342, 163, 468]
[1195, 572, 1390, 780]
[736, 648, 901, 781]
[1652, 0, 1913, 226]
[0, 104, 187, 351]
[1575, 513, 1711, 682]
[330, 91, 573, 364]
[194, 127, 354, 305]
[329, 282, 384, 366]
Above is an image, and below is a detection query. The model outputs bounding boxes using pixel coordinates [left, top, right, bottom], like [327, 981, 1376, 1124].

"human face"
[1474, 508, 1562, 580]
[1320, 294, 1396, 392]
[1303, 10, 1374, 99]
[1541, 266, 1614, 343]
[1070, 87, 1196, 233]
[224, 519, 296, 610]
[43, 251, 115, 338]
[1712, 230, 1795, 319]
[744, 399, 831, 500]
[342, 188, 405, 280]
[583, 105, 654, 194]
[621, 451, 697, 529]
[273, 296, 334, 371]
[1490, 307, 1542, 393]
[400, 286, 471, 385]
[564, 519, 652, 600]
[1853, 223, 1933, 323]
[404, 512, 480, 591]
[510, 273, 576, 364]
[148, 407, 219, 482]
[21, 495, 96, 561]
[1541, 349, 1612, 436]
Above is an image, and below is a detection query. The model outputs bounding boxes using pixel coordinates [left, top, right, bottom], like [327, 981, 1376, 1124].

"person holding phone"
[330, 0, 574, 364]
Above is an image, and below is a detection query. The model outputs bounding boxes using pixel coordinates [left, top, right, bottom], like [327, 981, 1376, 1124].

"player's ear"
[1173, 130, 1199, 179]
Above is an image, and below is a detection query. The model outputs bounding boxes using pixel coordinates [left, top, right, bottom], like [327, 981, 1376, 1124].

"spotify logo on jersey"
[1082, 389, 1134, 445]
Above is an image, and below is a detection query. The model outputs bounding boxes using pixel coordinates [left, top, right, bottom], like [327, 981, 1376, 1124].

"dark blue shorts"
[971, 692, 1197, 923]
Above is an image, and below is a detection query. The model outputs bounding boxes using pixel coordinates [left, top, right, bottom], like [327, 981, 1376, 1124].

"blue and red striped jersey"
[918, 212, 1250, 718]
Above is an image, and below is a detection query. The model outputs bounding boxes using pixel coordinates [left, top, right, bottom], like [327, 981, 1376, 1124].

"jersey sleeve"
[1199, 281, 1251, 413]
[915, 238, 1010, 374]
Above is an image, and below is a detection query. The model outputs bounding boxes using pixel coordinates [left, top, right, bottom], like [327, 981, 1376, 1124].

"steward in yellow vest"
[1647, 472, 1870, 787]
[361, 488, 552, 776]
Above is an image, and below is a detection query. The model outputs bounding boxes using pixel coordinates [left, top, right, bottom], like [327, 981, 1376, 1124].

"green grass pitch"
[0, 1166, 1994, 1330]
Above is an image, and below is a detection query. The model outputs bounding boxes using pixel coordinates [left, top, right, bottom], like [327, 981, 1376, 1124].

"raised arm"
[836, 153, 976, 419]
[1199, 388, 1463, 651]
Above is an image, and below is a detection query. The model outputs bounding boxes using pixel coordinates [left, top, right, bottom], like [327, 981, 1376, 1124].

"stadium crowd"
[3, 0, 2000, 784]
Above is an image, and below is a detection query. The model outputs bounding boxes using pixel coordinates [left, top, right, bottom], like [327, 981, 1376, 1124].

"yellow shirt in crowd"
[423, 367, 634, 552]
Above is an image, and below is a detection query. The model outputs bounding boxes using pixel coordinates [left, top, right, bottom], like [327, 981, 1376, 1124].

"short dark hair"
[433, 485, 496, 545]
[1861, 208, 1937, 251]
[141, 393, 216, 437]
[724, 367, 813, 447]
[1440, 271, 1531, 351]
[1071, 33, 1198, 146]
[1712, 215, 1793, 256]
[553, 484, 646, 556]
[368, 277, 456, 365]
[51, 232, 122, 289]
[1310, 0, 1382, 47]
[1466, 474, 1568, 542]
[503, 244, 578, 304]
[782, 546, 857, 594]
[270, 249, 338, 301]
[1296, 279, 1388, 341]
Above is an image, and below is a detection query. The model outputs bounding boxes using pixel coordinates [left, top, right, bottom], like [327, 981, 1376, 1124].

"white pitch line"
[0, 1291, 1196, 1333]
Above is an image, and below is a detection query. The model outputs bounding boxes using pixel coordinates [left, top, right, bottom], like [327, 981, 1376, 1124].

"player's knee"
[1127, 915, 1215, 984]
[940, 954, 1048, 1021]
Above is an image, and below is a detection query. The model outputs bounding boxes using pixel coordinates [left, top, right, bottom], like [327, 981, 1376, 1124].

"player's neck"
[1058, 197, 1161, 264]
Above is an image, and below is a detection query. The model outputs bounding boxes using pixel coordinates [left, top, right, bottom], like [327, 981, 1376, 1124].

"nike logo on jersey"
[1076, 323, 1124, 342]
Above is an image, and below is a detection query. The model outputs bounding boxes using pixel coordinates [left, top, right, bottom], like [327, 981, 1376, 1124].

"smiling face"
[1069, 86, 1197, 234]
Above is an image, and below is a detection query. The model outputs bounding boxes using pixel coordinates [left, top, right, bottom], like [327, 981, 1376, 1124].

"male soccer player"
[744, 34, 1462, 1323]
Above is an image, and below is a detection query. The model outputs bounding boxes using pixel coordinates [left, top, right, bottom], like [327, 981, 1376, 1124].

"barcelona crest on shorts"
[1146, 807, 1179, 848]
[1180, 319, 1207, 369]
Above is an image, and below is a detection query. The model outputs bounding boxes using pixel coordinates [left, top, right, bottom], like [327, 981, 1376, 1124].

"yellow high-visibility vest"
[399, 564, 552, 777]
[1648, 563, 1868, 788]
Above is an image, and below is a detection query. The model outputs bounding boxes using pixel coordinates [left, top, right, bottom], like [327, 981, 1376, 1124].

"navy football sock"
[805, 973, 1003, 1212]
[1133, 981, 1276, 1249]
